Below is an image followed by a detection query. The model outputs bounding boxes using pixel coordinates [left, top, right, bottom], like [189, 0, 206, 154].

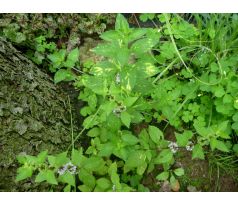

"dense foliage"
[13, 14, 238, 191]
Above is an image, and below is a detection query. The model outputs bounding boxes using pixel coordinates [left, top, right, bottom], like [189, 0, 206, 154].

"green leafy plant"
[16, 13, 238, 192]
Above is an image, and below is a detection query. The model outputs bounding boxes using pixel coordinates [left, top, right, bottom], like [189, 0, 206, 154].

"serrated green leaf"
[154, 149, 173, 164]
[100, 30, 122, 42]
[121, 111, 131, 128]
[16, 167, 33, 182]
[156, 171, 169, 181]
[192, 144, 204, 160]
[98, 142, 115, 157]
[121, 133, 139, 145]
[54, 69, 74, 84]
[128, 28, 147, 42]
[210, 138, 229, 152]
[65, 48, 79, 67]
[125, 150, 146, 168]
[214, 86, 225, 97]
[83, 157, 105, 172]
[78, 168, 96, 189]
[45, 170, 58, 185]
[78, 185, 92, 192]
[115, 14, 130, 33]
[148, 125, 163, 144]
[131, 38, 158, 56]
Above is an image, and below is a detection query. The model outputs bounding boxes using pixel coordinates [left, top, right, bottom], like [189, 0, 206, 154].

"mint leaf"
[121, 111, 131, 128]
[156, 171, 169, 181]
[115, 14, 130, 34]
[175, 130, 193, 147]
[148, 125, 163, 144]
[192, 144, 204, 160]
[154, 149, 173, 164]
[16, 167, 33, 181]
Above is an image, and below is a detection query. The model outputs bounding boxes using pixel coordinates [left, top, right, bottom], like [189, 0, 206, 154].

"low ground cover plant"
[15, 14, 238, 191]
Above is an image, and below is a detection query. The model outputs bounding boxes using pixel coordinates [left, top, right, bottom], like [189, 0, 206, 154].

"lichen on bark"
[0, 37, 72, 191]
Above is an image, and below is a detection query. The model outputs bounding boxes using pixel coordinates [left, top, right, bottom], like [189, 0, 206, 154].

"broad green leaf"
[174, 168, 184, 176]
[128, 28, 147, 42]
[120, 69, 137, 92]
[108, 163, 121, 191]
[59, 172, 75, 187]
[148, 125, 163, 144]
[131, 38, 158, 56]
[116, 47, 129, 66]
[124, 96, 138, 107]
[92, 43, 115, 58]
[232, 122, 238, 130]
[175, 130, 193, 147]
[71, 148, 86, 167]
[121, 133, 139, 145]
[125, 150, 146, 168]
[16, 167, 33, 181]
[210, 138, 229, 152]
[64, 48, 79, 67]
[35, 170, 47, 183]
[63, 185, 71, 192]
[115, 14, 130, 33]
[54, 69, 74, 84]
[192, 144, 204, 160]
[87, 127, 100, 137]
[48, 49, 66, 68]
[232, 113, 238, 121]
[100, 30, 122, 42]
[83, 157, 105, 172]
[154, 149, 173, 164]
[136, 162, 147, 175]
[43, 170, 58, 185]
[82, 75, 108, 96]
[96, 178, 112, 190]
[78, 185, 92, 192]
[121, 111, 131, 128]
[36, 151, 48, 164]
[233, 144, 238, 154]
[98, 143, 115, 157]
[156, 171, 169, 181]
[214, 86, 225, 97]
[78, 168, 96, 189]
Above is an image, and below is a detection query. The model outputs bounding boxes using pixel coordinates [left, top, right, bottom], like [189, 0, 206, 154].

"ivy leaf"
[120, 111, 131, 128]
[115, 14, 130, 34]
[148, 125, 163, 144]
[156, 171, 169, 181]
[192, 144, 204, 160]
[174, 168, 184, 176]
[16, 167, 33, 182]
[154, 149, 173, 164]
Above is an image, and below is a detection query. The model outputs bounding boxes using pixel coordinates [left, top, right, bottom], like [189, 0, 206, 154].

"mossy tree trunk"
[0, 38, 71, 191]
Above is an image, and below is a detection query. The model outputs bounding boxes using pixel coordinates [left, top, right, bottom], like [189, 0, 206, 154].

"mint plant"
[16, 14, 238, 191]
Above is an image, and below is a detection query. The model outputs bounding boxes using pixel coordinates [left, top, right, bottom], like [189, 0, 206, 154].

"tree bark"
[0, 37, 71, 191]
